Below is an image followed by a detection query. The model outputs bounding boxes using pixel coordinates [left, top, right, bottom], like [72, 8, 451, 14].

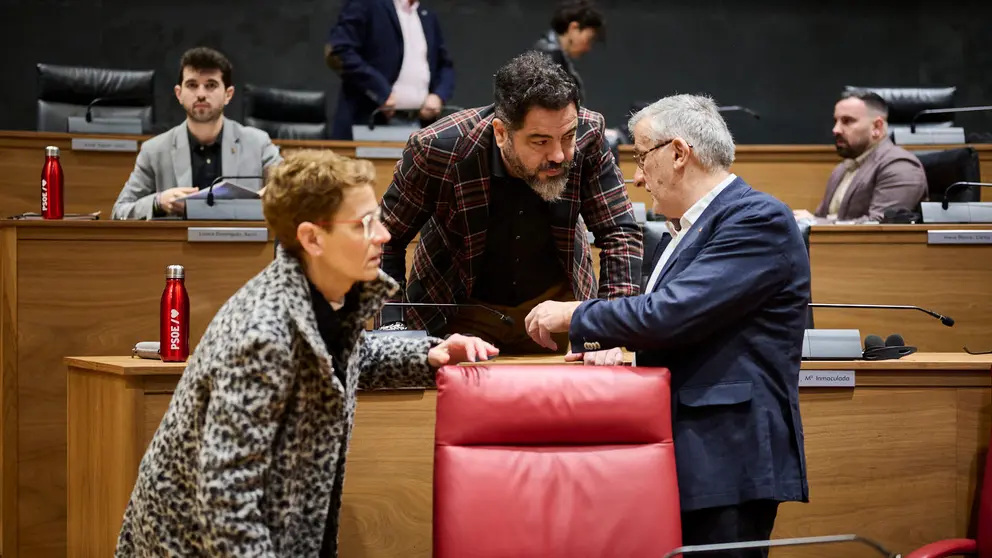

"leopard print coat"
[115, 245, 441, 557]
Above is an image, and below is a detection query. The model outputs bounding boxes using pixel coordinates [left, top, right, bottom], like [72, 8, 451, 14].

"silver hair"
[628, 94, 736, 171]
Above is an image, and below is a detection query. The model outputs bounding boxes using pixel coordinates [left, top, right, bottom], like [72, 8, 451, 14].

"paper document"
[180, 181, 260, 201]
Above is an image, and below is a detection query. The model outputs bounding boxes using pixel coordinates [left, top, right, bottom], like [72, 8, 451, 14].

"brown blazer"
[815, 138, 928, 221]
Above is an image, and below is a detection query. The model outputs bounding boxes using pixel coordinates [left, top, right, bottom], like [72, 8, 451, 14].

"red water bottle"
[160, 265, 190, 362]
[41, 145, 64, 219]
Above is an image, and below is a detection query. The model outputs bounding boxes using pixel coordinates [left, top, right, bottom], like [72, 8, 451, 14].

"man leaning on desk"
[794, 90, 927, 224]
[111, 47, 283, 220]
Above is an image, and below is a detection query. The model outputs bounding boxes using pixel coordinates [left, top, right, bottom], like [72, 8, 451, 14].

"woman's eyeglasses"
[315, 208, 384, 240]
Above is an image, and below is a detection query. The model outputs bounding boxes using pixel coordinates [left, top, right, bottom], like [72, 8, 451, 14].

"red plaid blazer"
[380, 104, 643, 332]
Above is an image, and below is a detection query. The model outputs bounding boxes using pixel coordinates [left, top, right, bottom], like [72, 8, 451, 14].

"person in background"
[111, 47, 282, 220]
[532, 0, 606, 105]
[380, 51, 641, 364]
[525, 94, 810, 556]
[793, 90, 927, 224]
[325, 0, 456, 140]
[115, 149, 495, 557]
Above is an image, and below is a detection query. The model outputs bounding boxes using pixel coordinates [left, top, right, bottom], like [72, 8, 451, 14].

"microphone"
[717, 105, 761, 120]
[378, 302, 516, 327]
[85, 95, 148, 122]
[941, 182, 992, 209]
[809, 303, 954, 327]
[910, 105, 992, 133]
[206, 175, 265, 207]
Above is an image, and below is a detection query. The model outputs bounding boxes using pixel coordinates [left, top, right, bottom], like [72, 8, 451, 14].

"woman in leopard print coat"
[115, 150, 497, 557]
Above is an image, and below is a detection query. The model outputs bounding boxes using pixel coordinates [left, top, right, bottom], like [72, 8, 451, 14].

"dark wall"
[2, 0, 990, 144]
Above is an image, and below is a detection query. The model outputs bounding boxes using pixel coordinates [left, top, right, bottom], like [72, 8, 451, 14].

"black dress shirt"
[471, 145, 565, 307]
[308, 280, 360, 387]
[188, 127, 223, 190]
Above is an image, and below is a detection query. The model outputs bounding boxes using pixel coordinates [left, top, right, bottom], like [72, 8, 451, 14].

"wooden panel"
[66, 368, 144, 558]
[0, 227, 16, 555]
[141, 393, 172, 450]
[9, 223, 273, 557]
[810, 227, 992, 353]
[2, 131, 990, 219]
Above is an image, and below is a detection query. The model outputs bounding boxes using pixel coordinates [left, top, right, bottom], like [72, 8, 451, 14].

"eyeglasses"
[632, 138, 692, 169]
[315, 208, 384, 241]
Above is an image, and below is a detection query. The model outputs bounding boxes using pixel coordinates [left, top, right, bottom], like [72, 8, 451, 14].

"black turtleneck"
[307, 280, 360, 387]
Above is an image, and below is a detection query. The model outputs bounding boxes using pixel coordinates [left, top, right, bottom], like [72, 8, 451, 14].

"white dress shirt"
[644, 173, 738, 294]
[631, 173, 736, 366]
[391, 0, 431, 110]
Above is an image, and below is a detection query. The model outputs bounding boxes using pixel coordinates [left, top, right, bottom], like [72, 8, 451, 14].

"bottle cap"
[166, 264, 185, 279]
[45, 146, 60, 157]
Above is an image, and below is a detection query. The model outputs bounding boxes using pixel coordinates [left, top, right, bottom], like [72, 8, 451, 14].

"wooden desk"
[0, 220, 275, 557]
[809, 224, 992, 352]
[3, 130, 990, 218]
[65, 353, 991, 558]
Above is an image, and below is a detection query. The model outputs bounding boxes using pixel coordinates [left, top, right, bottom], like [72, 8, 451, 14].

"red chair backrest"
[433, 365, 682, 558]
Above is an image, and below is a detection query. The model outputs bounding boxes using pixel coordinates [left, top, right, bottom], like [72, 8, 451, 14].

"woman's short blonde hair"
[262, 149, 376, 254]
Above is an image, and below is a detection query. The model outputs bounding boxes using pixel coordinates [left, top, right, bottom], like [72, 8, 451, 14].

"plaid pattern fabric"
[381, 104, 643, 331]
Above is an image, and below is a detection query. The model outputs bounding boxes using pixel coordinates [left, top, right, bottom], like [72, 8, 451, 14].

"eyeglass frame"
[632, 138, 693, 169]
[313, 207, 384, 241]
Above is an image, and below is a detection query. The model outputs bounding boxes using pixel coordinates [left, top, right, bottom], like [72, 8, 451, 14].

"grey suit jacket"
[814, 138, 927, 222]
[111, 118, 283, 220]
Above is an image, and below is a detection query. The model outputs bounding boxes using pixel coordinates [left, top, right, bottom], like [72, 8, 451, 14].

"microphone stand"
[942, 182, 992, 209]
[717, 105, 761, 120]
[910, 105, 992, 133]
[205, 175, 265, 207]
[809, 303, 954, 327]
[377, 302, 516, 328]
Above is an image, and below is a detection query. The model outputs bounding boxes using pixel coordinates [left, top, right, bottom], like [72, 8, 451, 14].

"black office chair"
[915, 146, 982, 204]
[243, 84, 328, 140]
[640, 220, 670, 292]
[36, 63, 155, 133]
[843, 85, 957, 130]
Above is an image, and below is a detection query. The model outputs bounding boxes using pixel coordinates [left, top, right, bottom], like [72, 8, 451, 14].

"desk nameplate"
[800, 370, 855, 387]
[187, 227, 268, 243]
[70, 138, 138, 152]
[354, 146, 404, 160]
[927, 230, 992, 245]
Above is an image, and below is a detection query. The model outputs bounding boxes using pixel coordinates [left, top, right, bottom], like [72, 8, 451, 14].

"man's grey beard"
[502, 139, 573, 202]
[528, 173, 569, 202]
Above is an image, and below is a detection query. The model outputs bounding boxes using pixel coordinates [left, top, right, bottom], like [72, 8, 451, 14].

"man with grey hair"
[525, 94, 811, 555]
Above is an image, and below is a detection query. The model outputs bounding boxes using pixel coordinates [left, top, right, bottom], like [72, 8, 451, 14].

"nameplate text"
[187, 227, 268, 243]
[799, 370, 855, 388]
[355, 146, 404, 160]
[927, 230, 992, 245]
[71, 138, 138, 152]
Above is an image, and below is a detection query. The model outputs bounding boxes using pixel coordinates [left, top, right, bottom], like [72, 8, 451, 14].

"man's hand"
[157, 187, 199, 214]
[793, 209, 815, 221]
[381, 92, 397, 118]
[419, 93, 443, 120]
[428, 334, 499, 367]
[524, 300, 582, 351]
[564, 347, 625, 366]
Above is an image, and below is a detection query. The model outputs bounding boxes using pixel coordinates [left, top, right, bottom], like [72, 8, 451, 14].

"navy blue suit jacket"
[570, 177, 811, 512]
[327, 0, 456, 140]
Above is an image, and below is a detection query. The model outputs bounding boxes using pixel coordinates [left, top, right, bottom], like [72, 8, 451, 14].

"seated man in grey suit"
[112, 47, 282, 220]
[794, 90, 927, 224]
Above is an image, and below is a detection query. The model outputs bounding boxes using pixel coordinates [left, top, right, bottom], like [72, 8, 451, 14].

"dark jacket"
[327, 0, 456, 139]
[532, 30, 585, 104]
[569, 178, 810, 512]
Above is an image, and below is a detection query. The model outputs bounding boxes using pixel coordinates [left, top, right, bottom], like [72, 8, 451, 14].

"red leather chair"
[433, 364, 681, 558]
[904, 444, 992, 558]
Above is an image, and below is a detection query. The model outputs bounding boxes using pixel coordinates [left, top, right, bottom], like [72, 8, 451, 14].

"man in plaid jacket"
[380, 51, 642, 358]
